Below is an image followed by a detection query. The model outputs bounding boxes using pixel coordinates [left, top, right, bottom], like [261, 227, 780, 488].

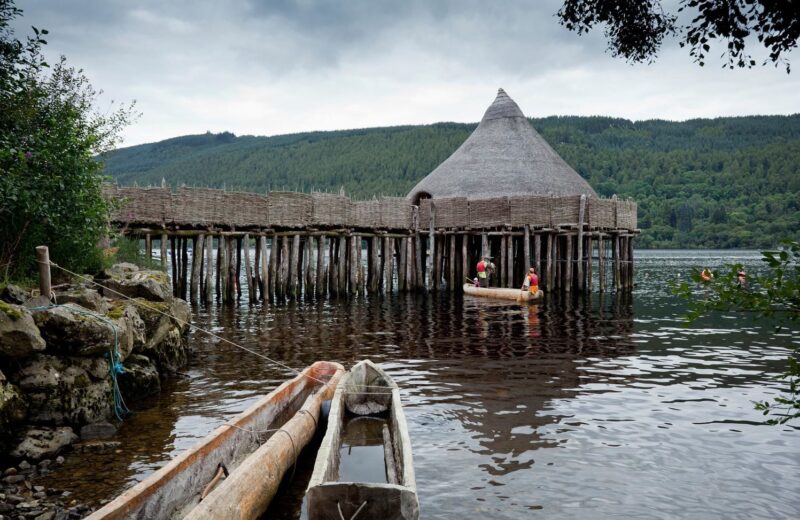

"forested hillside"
[102, 116, 800, 249]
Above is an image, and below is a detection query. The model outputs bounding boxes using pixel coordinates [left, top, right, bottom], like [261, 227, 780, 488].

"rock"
[11, 355, 112, 426]
[117, 354, 160, 401]
[31, 488, 43, 494]
[72, 440, 120, 454]
[53, 288, 109, 315]
[2, 474, 25, 484]
[33, 304, 122, 357]
[11, 427, 77, 461]
[1, 373, 27, 454]
[36, 460, 50, 470]
[54, 457, 63, 466]
[17, 462, 30, 472]
[132, 298, 191, 373]
[35, 511, 54, 520]
[0, 501, 14, 513]
[3, 468, 16, 476]
[95, 265, 171, 302]
[79, 422, 116, 441]
[1, 285, 29, 305]
[0, 302, 46, 359]
[105, 303, 145, 361]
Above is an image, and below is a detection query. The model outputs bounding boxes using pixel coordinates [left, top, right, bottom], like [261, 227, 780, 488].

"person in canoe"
[476, 256, 495, 287]
[521, 267, 539, 295]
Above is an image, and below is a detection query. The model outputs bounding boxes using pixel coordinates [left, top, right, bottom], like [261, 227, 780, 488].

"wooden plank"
[628, 234, 635, 290]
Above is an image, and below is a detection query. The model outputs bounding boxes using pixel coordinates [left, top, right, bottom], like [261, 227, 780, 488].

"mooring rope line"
[39, 260, 396, 392]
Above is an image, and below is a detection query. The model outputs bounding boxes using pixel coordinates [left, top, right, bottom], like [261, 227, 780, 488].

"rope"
[29, 303, 130, 420]
[38, 260, 398, 392]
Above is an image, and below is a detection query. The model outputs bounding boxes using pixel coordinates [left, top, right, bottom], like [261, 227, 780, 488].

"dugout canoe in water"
[87, 361, 345, 520]
[307, 360, 419, 520]
[462, 283, 543, 303]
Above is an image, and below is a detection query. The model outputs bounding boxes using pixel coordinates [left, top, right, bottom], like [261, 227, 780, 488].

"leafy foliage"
[0, 0, 135, 280]
[103, 115, 800, 249]
[673, 240, 800, 424]
[557, 0, 800, 71]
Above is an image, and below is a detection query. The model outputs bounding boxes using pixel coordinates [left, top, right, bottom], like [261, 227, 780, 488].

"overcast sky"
[12, 0, 799, 147]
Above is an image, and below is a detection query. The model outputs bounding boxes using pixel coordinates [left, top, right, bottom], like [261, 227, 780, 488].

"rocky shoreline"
[1, 264, 191, 519]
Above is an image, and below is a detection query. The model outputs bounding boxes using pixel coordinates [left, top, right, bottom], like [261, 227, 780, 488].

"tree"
[673, 240, 800, 424]
[557, 0, 800, 72]
[0, 0, 135, 279]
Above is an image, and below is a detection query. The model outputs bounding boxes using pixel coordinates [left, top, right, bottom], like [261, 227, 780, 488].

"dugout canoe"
[87, 361, 345, 520]
[463, 283, 543, 302]
[307, 360, 419, 520]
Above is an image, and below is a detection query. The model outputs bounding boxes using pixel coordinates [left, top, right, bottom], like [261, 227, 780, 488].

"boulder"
[10, 427, 77, 460]
[11, 355, 112, 426]
[1, 284, 29, 305]
[95, 265, 171, 302]
[1, 371, 27, 453]
[33, 304, 122, 357]
[79, 421, 117, 440]
[132, 297, 191, 374]
[54, 288, 109, 314]
[117, 354, 160, 401]
[0, 302, 46, 359]
[106, 302, 145, 361]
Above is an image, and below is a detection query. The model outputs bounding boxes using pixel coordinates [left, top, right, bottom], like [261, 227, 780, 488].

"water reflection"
[38, 251, 800, 519]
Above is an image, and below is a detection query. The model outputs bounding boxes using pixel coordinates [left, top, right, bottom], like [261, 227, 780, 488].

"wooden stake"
[235, 237, 243, 299]
[170, 236, 178, 296]
[598, 234, 606, 292]
[280, 235, 289, 298]
[145, 234, 152, 261]
[160, 233, 168, 271]
[586, 236, 593, 292]
[577, 194, 586, 292]
[191, 234, 204, 303]
[565, 235, 574, 292]
[428, 203, 436, 291]
[613, 234, 621, 291]
[316, 236, 325, 296]
[244, 234, 254, 302]
[228, 237, 237, 302]
[35, 246, 51, 301]
[628, 234, 635, 290]
[205, 233, 214, 303]
[506, 232, 513, 287]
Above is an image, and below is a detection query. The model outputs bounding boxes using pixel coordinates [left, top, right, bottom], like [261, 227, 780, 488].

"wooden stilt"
[280, 235, 290, 298]
[500, 234, 507, 287]
[259, 236, 268, 301]
[428, 203, 436, 291]
[382, 236, 391, 293]
[145, 234, 152, 261]
[216, 235, 223, 301]
[253, 237, 261, 298]
[628, 235, 634, 290]
[228, 237, 237, 302]
[316, 236, 325, 296]
[398, 236, 407, 291]
[523, 225, 531, 274]
[170, 236, 178, 296]
[219, 236, 228, 302]
[160, 233, 168, 271]
[205, 233, 214, 303]
[235, 237, 242, 299]
[577, 194, 586, 292]
[481, 233, 489, 259]
[506, 232, 513, 287]
[566, 234, 574, 292]
[447, 234, 455, 291]
[586, 236, 593, 292]
[598, 234, 606, 292]
[181, 237, 189, 300]
[545, 234, 553, 291]
[336, 235, 346, 294]
[534, 233, 541, 279]
[191, 234, 204, 303]
[414, 232, 423, 292]
[461, 234, 468, 290]
[287, 234, 299, 299]
[243, 234, 254, 302]
[268, 236, 277, 300]
[613, 234, 621, 291]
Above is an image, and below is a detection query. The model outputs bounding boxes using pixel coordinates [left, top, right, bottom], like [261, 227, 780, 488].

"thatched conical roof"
[408, 89, 597, 202]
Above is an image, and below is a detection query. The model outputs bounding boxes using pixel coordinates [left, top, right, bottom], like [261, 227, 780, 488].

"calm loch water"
[41, 250, 800, 519]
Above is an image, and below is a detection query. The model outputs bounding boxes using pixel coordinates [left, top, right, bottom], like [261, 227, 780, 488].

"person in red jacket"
[522, 267, 539, 295]
[476, 256, 495, 288]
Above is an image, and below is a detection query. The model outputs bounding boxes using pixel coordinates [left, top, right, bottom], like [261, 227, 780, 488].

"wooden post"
[534, 233, 541, 278]
[565, 235, 574, 292]
[243, 234, 254, 302]
[216, 235, 223, 300]
[235, 237, 243, 299]
[160, 233, 168, 271]
[357, 237, 365, 294]
[628, 235, 634, 290]
[170, 236, 178, 296]
[398, 236, 407, 291]
[228, 237, 237, 302]
[316, 236, 325, 296]
[35, 246, 51, 301]
[461, 234, 468, 290]
[499, 234, 507, 287]
[523, 225, 531, 273]
[337, 235, 347, 294]
[267, 236, 277, 300]
[183, 237, 191, 300]
[145, 234, 152, 261]
[428, 203, 436, 291]
[280, 236, 290, 298]
[586, 236, 593, 292]
[506, 232, 513, 287]
[545, 233, 553, 291]
[348, 236, 357, 295]
[447, 234, 454, 291]
[613, 234, 621, 291]
[414, 232, 423, 292]
[219, 236, 228, 302]
[553, 235, 560, 291]
[577, 194, 586, 292]
[382, 236, 391, 293]
[598, 234, 606, 292]
[205, 233, 214, 303]
[258, 236, 267, 301]
[287, 235, 298, 299]
[191, 234, 204, 303]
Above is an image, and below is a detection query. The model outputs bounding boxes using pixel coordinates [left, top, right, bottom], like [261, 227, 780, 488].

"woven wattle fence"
[227, 191, 269, 228]
[115, 186, 170, 225]
[380, 197, 412, 229]
[418, 199, 432, 229]
[434, 197, 469, 228]
[509, 195, 551, 228]
[616, 200, 637, 230]
[312, 193, 350, 226]
[588, 198, 616, 229]
[469, 197, 509, 228]
[350, 199, 381, 228]
[550, 196, 581, 226]
[267, 192, 312, 227]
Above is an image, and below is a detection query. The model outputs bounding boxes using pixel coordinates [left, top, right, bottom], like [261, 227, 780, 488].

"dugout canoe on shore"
[307, 360, 419, 520]
[462, 283, 543, 303]
[87, 361, 345, 520]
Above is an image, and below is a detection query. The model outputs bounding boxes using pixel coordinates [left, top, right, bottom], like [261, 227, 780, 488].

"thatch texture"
[115, 186, 170, 225]
[469, 197, 509, 228]
[380, 197, 412, 229]
[350, 200, 381, 228]
[509, 195, 551, 228]
[551, 196, 581, 226]
[226, 191, 268, 228]
[267, 192, 312, 227]
[418, 199, 432, 229]
[616, 200, 637, 230]
[312, 193, 350, 226]
[433, 197, 469, 228]
[408, 89, 597, 202]
[588, 198, 616, 229]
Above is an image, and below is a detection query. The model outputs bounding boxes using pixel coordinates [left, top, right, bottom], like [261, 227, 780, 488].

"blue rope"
[30, 304, 131, 421]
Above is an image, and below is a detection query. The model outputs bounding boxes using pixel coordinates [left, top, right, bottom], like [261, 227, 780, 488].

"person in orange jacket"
[522, 267, 539, 294]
